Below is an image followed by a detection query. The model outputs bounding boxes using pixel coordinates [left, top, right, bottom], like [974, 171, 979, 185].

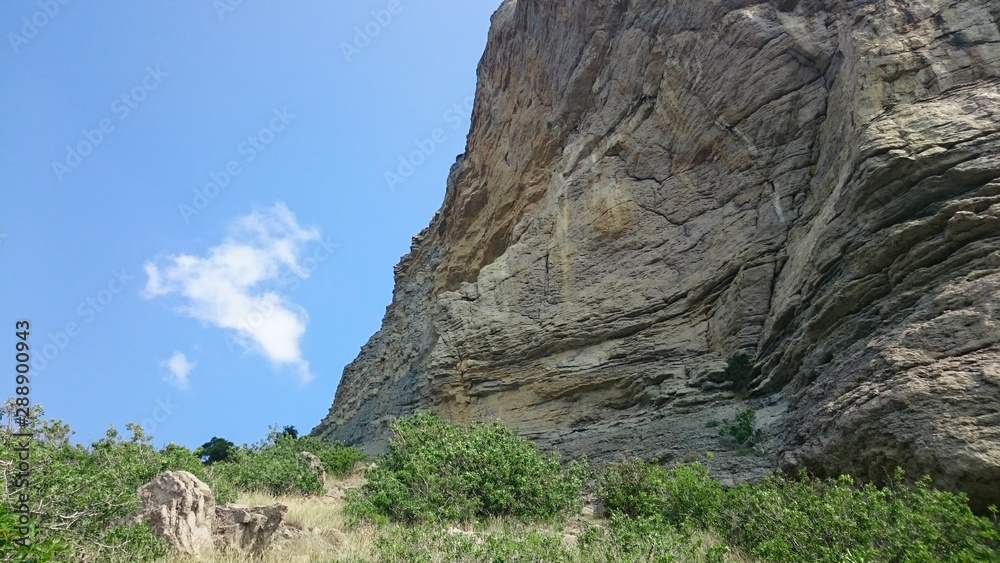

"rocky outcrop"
[301, 451, 326, 485]
[213, 503, 288, 555]
[132, 472, 287, 556]
[134, 471, 215, 555]
[313, 0, 1000, 512]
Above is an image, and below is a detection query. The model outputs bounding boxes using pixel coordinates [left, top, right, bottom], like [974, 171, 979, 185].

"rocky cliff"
[313, 0, 1000, 511]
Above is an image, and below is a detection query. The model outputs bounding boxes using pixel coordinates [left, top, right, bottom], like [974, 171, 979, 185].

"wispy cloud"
[143, 203, 320, 383]
[163, 351, 195, 390]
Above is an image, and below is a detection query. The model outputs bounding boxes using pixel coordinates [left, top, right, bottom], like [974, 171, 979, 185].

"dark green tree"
[196, 436, 235, 464]
[281, 425, 298, 439]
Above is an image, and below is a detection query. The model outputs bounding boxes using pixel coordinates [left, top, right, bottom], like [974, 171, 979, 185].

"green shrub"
[206, 426, 366, 497]
[0, 405, 227, 561]
[596, 460, 724, 528]
[346, 411, 585, 524]
[718, 408, 761, 448]
[717, 470, 1000, 562]
[0, 503, 72, 562]
[596, 459, 1000, 562]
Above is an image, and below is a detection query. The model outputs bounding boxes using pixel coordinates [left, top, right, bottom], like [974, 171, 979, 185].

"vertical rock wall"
[314, 0, 1000, 511]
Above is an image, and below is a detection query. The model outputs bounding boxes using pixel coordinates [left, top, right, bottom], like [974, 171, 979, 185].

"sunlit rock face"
[314, 0, 1000, 512]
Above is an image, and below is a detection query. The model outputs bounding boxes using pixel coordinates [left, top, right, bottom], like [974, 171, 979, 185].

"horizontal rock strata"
[314, 0, 1000, 511]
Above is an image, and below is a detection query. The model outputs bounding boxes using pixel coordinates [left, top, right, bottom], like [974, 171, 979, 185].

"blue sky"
[0, 1, 499, 450]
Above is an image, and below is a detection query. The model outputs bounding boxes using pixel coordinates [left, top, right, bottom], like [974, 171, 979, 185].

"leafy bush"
[347, 411, 585, 524]
[596, 457, 1000, 563]
[718, 470, 1000, 562]
[0, 503, 72, 562]
[718, 408, 761, 449]
[207, 426, 365, 497]
[0, 405, 220, 561]
[596, 460, 724, 527]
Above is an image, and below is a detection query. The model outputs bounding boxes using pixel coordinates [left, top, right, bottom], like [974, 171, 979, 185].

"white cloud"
[143, 203, 321, 383]
[163, 351, 195, 390]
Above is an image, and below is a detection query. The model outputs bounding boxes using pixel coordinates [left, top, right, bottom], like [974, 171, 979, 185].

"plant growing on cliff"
[718, 408, 761, 450]
[346, 411, 585, 524]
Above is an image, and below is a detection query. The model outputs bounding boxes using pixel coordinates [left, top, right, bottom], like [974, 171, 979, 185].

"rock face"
[313, 0, 1000, 511]
[213, 504, 288, 555]
[135, 471, 215, 555]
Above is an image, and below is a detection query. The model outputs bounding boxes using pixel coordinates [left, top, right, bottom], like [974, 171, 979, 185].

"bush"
[718, 470, 1000, 562]
[596, 460, 1000, 562]
[596, 460, 724, 527]
[346, 411, 585, 524]
[718, 408, 761, 450]
[0, 404, 224, 561]
[0, 503, 72, 562]
[207, 425, 366, 497]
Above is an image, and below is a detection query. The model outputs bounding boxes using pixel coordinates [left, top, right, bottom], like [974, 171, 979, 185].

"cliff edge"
[314, 0, 1000, 512]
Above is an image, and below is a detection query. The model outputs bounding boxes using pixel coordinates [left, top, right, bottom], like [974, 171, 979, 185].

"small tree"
[281, 425, 299, 439]
[196, 437, 235, 464]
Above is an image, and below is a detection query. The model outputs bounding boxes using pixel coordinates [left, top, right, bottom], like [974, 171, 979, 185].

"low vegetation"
[0, 401, 363, 562]
[345, 411, 585, 524]
[2, 403, 998, 562]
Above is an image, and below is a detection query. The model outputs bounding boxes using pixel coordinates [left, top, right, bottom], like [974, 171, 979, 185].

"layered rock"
[313, 0, 1000, 511]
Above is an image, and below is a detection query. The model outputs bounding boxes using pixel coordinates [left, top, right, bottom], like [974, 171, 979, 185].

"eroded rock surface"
[214, 503, 288, 555]
[134, 471, 215, 555]
[314, 0, 1000, 511]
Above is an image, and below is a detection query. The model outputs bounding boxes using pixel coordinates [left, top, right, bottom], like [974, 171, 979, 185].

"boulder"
[300, 451, 326, 485]
[213, 503, 288, 555]
[134, 471, 215, 555]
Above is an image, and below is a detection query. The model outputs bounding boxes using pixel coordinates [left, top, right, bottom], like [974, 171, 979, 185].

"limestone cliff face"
[314, 0, 1000, 511]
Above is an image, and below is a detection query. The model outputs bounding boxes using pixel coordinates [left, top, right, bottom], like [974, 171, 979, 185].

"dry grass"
[161, 470, 758, 563]
[166, 471, 374, 562]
